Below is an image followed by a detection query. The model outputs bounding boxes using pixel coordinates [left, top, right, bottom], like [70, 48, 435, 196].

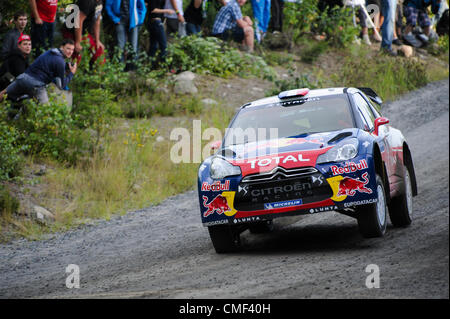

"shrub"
[0, 108, 26, 180]
[164, 36, 275, 79]
[267, 69, 321, 97]
[0, 185, 20, 218]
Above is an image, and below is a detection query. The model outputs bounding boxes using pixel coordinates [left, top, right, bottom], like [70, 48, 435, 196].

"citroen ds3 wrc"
[198, 87, 417, 253]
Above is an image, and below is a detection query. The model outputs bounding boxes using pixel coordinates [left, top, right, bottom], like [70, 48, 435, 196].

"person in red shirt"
[29, 0, 59, 57]
[61, 0, 105, 68]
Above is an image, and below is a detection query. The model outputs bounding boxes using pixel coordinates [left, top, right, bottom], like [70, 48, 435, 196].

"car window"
[224, 95, 354, 147]
[354, 93, 375, 131]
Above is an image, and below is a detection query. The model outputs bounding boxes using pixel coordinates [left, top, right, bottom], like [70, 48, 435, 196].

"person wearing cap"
[29, 0, 59, 57]
[0, 35, 32, 91]
[0, 39, 77, 104]
[0, 11, 28, 62]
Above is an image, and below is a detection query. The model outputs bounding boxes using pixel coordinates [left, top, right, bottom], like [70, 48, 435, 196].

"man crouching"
[0, 39, 77, 104]
[211, 0, 254, 53]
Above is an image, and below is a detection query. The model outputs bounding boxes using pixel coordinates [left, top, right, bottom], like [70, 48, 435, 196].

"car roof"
[243, 88, 348, 108]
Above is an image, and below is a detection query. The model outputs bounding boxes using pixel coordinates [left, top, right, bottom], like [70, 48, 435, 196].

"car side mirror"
[211, 140, 222, 151]
[374, 117, 389, 136]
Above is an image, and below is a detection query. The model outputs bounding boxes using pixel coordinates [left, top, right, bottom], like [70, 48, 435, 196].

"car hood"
[221, 129, 358, 161]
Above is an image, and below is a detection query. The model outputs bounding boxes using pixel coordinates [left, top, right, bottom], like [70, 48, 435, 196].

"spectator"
[251, 0, 271, 42]
[380, 0, 397, 55]
[147, 0, 175, 65]
[0, 39, 77, 104]
[358, 6, 372, 45]
[0, 11, 28, 62]
[393, 0, 403, 45]
[0, 34, 32, 91]
[269, 0, 284, 33]
[61, 0, 105, 68]
[367, 0, 383, 42]
[402, 0, 441, 47]
[164, 0, 185, 35]
[211, 0, 254, 53]
[105, 0, 147, 65]
[184, 0, 204, 35]
[29, 0, 59, 57]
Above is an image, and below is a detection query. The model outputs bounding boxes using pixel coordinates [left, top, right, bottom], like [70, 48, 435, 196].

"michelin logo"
[264, 199, 302, 210]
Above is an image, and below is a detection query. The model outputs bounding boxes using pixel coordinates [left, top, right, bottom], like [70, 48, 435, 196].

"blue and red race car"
[198, 87, 417, 253]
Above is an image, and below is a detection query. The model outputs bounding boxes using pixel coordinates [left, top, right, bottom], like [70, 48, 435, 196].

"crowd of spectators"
[0, 0, 448, 103]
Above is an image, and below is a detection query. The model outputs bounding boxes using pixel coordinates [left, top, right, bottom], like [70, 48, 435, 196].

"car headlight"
[317, 138, 359, 164]
[210, 157, 241, 180]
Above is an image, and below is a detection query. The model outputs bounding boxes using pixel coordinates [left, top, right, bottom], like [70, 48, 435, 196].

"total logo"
[330, 159, 368, 176]
[201, 180, 230, 192]
[247, 154, 310, 169]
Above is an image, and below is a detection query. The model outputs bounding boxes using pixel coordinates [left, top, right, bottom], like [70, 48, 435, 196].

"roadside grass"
[0, 101, 234, 240]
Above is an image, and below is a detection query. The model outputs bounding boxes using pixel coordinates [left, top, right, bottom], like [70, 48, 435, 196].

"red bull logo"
[337, 172, 373, 196]
[330, 160, 368, 176]
[201, 180, 230, 192]
[202, 195, 231, 217]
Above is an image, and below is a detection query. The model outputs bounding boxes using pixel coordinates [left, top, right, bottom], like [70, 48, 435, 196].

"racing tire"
[357, 174, 388, 238]
[248, 220, 274, 234]
[388, 165, 413, 227]
[208, 225, 241, 253]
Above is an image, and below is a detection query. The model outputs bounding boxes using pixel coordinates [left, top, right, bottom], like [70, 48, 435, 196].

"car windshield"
[223, 95, 354, 147]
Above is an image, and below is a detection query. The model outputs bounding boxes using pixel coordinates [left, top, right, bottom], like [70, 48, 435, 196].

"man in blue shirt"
[0, 39, 77, 104]
[211, 0, 254, 52]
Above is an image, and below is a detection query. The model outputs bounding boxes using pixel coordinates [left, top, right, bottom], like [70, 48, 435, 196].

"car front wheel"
[357, 174, 388, 238]
[208, 224, 241, 253]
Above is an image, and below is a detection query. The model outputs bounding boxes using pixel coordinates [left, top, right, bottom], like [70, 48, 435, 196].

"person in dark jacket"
[184, 0, 204, 35]
[0, 39, 77, 104]
[0, 11, 28, 62]
[0, 34, 32, 91]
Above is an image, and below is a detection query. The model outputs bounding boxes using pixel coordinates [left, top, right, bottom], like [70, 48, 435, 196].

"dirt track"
[0, 80, 448, 299]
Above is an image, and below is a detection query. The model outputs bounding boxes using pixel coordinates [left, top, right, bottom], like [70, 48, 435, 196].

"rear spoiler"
[357, 87, 383, 105]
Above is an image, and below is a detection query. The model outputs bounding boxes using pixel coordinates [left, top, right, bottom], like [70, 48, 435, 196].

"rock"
[252, 87, 263, 92]
[32, 205, 55, 223]
[145, 78, 157, 87]
[398, 45, 414, 58]
[175, 71, 196, 82]
[155, 86, 170, 95]
[47, 83, 73, 109]
[201, 98, 218, 106]
[32, 164, 47, 176]
[174, 79, 198, 95]
[264, 32, 292, 49]
[156, 136, 164, 143]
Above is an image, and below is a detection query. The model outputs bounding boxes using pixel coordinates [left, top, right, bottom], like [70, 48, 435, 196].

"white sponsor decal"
[344, 198, 377, 208]
[247, 154, 310, 169]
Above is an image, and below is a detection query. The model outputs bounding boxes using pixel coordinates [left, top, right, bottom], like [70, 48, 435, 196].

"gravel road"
[0, 80, 448, 299]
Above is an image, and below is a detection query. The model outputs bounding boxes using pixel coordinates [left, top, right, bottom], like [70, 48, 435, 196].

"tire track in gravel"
[0, 80, 448, 299]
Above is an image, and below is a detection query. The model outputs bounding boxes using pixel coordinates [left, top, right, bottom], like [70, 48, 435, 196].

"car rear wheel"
[388, 165, 413, 227]
[208, 225, 241, 253]
[248, 220, 274, 234]
[357, 174, 387, 238]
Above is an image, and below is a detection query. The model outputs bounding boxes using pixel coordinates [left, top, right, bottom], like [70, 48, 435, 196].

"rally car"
[198, 87, 417, 253]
